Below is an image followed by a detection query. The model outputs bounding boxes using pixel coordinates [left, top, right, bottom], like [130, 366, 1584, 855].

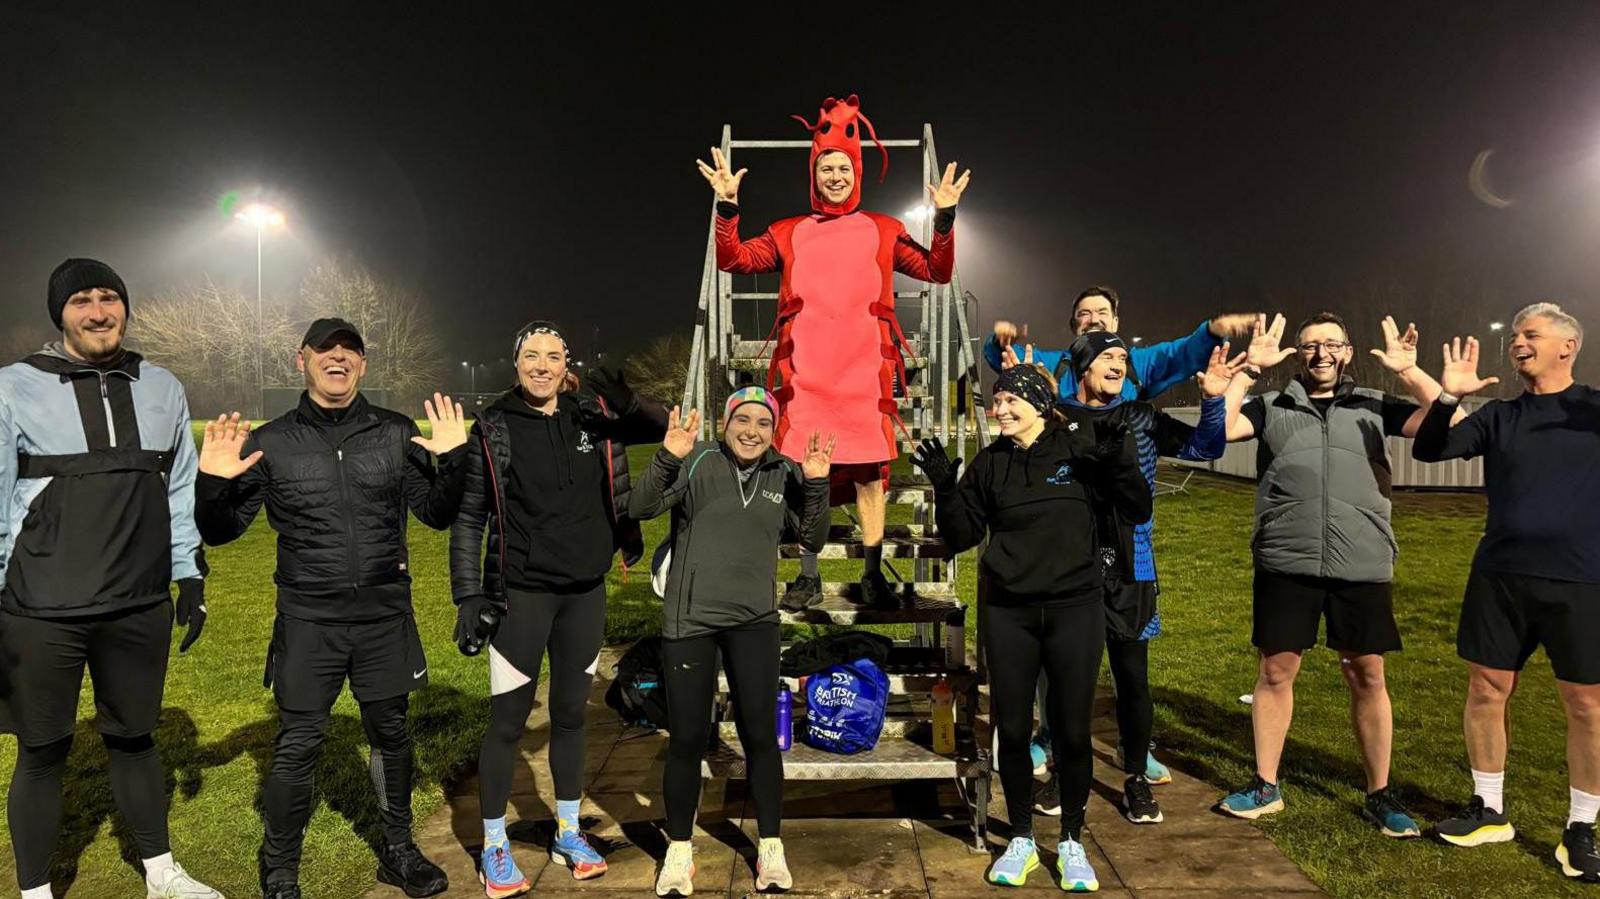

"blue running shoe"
[1056, 835, 1099, 892]
[1117, 741, 1172, 785]
[1218, 776, 1284, 819]
[552, 830, 608, 880]
[987, 837, 1040, 887]
[1030, 734, 1050, 775]
[480, 843, 530, 898]
[1364, 787, 1420, 839]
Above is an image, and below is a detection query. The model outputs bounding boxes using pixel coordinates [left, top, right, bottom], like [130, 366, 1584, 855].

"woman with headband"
[910, 364, 1151, 892]
[629, 386, 833, 897]
[450, 321, 667, 896]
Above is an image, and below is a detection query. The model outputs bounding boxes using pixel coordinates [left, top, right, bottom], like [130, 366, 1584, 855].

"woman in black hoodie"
[449, 321, 667, 891]
[911, 364, 1151, 891]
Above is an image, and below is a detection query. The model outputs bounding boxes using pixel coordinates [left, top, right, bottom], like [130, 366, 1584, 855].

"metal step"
[703, 721, 987, 780]
[775, 591, 964, 626]
[726, 354, 930, 372]
[781, 536, 950, 560]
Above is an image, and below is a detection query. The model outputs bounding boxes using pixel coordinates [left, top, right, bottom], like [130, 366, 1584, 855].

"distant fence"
[1162, 401, 1486, 490]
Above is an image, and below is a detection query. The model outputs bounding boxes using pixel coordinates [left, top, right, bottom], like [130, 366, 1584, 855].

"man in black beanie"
[1, 259, 221, 898]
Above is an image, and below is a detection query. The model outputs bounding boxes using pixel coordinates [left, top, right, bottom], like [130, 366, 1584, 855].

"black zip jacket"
[630, 442, 830, 639]
[450, 387, 667, 603]
[936, 420, 1151, 605]
[195, 392, 467, 622]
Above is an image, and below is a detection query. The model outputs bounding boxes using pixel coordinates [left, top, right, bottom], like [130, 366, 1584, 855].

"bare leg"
[1464, 663, 1518, 774]
[1252, 650, 1303, 784]
[855, 479, 886, 550]
[1557, 680, 1600, 795]
[1340, 653, 1392, 793]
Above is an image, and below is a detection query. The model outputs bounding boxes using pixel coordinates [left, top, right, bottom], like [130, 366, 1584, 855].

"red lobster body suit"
[714, 95, 954, 468]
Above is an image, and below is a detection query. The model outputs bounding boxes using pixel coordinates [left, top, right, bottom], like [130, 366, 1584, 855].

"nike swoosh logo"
[413, 668, 427, 679]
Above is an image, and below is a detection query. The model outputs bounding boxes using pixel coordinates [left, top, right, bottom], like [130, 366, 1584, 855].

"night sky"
[4, 3, 1600, 378]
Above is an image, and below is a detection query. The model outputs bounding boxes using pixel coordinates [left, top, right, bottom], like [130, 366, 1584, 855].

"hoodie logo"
[1068, 422, 1080, 431]
[1045, 463, 1074, 486]
[575, 430, 595, 454]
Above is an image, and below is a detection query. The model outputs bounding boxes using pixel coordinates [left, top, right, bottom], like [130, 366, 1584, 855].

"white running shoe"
[146, 862, 224, 899]
[754, 837, 792, 892]
[656, 840, 696, 897]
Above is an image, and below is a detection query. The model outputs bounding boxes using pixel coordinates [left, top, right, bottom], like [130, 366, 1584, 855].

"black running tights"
[986, 597, 1105, 836]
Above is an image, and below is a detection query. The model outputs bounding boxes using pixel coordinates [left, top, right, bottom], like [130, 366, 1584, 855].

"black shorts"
[1457, 568, 1600, 685]
[265, 613, 428, 712]
[0, 600, 173, 745]
[1252, 568, 1402, 655]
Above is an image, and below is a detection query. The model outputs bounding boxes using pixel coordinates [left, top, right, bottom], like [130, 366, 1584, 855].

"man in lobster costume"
[698, 94, 970, 608]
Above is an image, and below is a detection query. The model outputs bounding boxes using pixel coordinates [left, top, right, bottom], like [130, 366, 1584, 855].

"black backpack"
[605, 637, 670, 731]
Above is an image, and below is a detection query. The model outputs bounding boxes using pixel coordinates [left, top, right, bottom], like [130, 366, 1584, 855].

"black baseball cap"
[302, 317, 365, 353]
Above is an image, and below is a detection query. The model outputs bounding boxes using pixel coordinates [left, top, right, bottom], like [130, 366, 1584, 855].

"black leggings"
[9, 732, 170, 890]
[661, 619, 783, 841]
[986, 598, 1105, 836]
[479, 583, 607, 818]
[1107, 639, 1152, 774]
[261, 694, 412, 883]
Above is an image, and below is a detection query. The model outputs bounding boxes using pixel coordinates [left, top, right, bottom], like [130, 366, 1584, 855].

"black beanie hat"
[48, 258, 129, 330]
[1069, 331, 1130, 380]
[993, 364, 1057, 416]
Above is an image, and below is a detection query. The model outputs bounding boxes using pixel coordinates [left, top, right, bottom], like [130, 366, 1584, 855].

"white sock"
[143, 851, 177, 887]
[21, 884, 54, 899]
[1472, 769, 1505, 814]
[1570, 787, 1600, 827]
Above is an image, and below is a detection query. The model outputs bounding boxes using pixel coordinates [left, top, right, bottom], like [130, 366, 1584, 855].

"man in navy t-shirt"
[1413, 302, 1600, 882]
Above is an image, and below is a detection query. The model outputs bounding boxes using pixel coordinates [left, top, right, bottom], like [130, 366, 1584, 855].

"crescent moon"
[1468, 149, 1513, 208]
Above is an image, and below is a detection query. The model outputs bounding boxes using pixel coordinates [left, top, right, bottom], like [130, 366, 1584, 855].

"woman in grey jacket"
[629, 386, 833, 897]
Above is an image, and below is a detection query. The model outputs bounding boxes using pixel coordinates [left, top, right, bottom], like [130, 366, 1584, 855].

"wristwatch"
[1241, 365, 1262, 380]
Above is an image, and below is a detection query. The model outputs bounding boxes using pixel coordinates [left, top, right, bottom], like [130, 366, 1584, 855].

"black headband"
[513, 320, 570, 360]
[994, 364, 1057, 415]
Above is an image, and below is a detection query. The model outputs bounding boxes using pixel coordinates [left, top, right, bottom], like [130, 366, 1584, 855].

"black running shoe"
[1434, 795, 1515, 847]
[1558, 822, 1600, 883]
[857, 570, 895, 607]
[263, 884, 303, 899]
[1124, 773, 1164, 824]
[378, 841, 449, 897]
[779, 574, 824, 611]
[1033, 773, 1062, 816]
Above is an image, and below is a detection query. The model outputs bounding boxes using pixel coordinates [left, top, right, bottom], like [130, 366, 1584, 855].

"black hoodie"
[935, 420, 1151, 605]
[502, 393, 616, 591]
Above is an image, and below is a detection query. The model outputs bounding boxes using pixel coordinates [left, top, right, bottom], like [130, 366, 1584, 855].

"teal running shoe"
[1030, 734, 1050, 775]
[551, 830, 608, 880]
[1117, 741, 1172, 785]
[1364, 787, 1420, 839]
[1055, 835, 1099, 892]
[1218, 776, 1284, 819]
[987, 837, 1040, 886]
[480, 843, 530, 898]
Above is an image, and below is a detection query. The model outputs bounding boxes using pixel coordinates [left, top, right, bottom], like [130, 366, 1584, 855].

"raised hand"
[801, 431, 837, 479]
[993, 320, 1028, 349]
[663, 405, 702, 459]
[1370, 315, 1420, 374]
[909, 436, 961, 488]
[587, 366, 636, 412]
[199, 412, 264, 479]
[1197, 343, 1249, 397]
[1209, 313, 1259, 339]
[1246, 313, 1297, 369]
[1440, 336, 1500, 397]
[412, 392, 468, 455]
[695, 146, 747, 203]
[928, 161, 972, 209]
[1000, 342, 1036, 371]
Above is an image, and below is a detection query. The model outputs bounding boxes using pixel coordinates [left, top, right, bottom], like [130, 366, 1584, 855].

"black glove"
[586, 366, 636, 414]
[909, 437, 961, 489]
[1089, 419, 1132, 464]
[174, 577, 207, 652]
[455, 595, 503, 657]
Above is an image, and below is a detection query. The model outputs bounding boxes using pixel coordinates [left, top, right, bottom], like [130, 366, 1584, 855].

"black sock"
[864, 544, 883, 576]
[800, 551, 819, 579]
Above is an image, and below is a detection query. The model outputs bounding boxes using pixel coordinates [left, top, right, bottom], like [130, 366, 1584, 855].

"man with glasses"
[1213, 312, 1459, 838]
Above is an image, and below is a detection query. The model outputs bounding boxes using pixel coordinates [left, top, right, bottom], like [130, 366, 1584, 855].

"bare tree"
[0, 321, 57, 364]
[624, 332, 691, 407]
[129, 278, 299, 415]
[297, 255, 445, 408]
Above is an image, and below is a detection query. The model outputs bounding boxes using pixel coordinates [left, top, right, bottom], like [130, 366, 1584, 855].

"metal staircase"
[681, 123, 996, 848]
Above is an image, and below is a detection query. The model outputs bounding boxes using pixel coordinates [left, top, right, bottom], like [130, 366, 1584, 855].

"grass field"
[0, 440, 1587, 897]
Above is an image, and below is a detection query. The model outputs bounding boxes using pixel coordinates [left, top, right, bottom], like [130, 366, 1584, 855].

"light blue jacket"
[983, 320, 1223, 401]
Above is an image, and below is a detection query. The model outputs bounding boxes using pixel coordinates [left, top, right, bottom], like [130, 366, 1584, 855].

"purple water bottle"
[776, 684, 793, 751]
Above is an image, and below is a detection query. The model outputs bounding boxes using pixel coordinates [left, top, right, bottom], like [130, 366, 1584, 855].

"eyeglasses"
[1298, 341, 1350, 354]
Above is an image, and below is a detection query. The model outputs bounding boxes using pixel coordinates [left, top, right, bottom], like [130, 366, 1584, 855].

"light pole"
[462, 360, 477, 396]
[236, 203, 285, 417]
[1489, 321, 1506, 368]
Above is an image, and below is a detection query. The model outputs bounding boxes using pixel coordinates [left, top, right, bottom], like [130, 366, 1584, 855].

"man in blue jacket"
[0, 259, 221, 899]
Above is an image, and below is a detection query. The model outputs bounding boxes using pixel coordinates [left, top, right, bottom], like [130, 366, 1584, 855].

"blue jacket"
[983, 320, 1223, 402]
[0, 345, 201, 617]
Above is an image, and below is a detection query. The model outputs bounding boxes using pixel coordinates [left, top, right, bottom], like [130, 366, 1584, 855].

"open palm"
[1370, 315, 1419, 373]
[199, 413, 263, 479]
[1440, 336, 1500, 397]
[663, 406, 702, 459]
[411, 392, 468, 455]
[801, 431, 837, 479]
[695, 146, 747, 203]
[1197, 343, 1249, 397]
[1247, 313, 1297, 369]
[928, 161, 972, 209]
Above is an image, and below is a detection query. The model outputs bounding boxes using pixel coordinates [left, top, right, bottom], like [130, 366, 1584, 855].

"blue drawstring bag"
[803, 658, 890, 754]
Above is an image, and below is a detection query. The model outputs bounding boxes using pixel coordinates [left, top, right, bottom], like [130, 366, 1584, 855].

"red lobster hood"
[792, 94, 888, 216]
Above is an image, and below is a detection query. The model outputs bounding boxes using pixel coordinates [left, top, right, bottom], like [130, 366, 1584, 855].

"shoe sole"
[1033, 762, 1048, 776]
[1125, 808, 1164, 825]
[1362, 809, 1420, 839]
[755, 870, 793, 893]
[551, 849, 608, 880]
[1217, 797, 1285, 820]
[987, 855, 1041, 887]
[1034, 803, 1062, 816]
[1436, 823, 1516, 847]
[655, 863, 696, 897]
[1057, 869, 1099, 892]
[1146, 771, 1173, 786]
[1555, 844, 1600, 881]
[378, 865, 448, 898]
[479, 872, 532, 899]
